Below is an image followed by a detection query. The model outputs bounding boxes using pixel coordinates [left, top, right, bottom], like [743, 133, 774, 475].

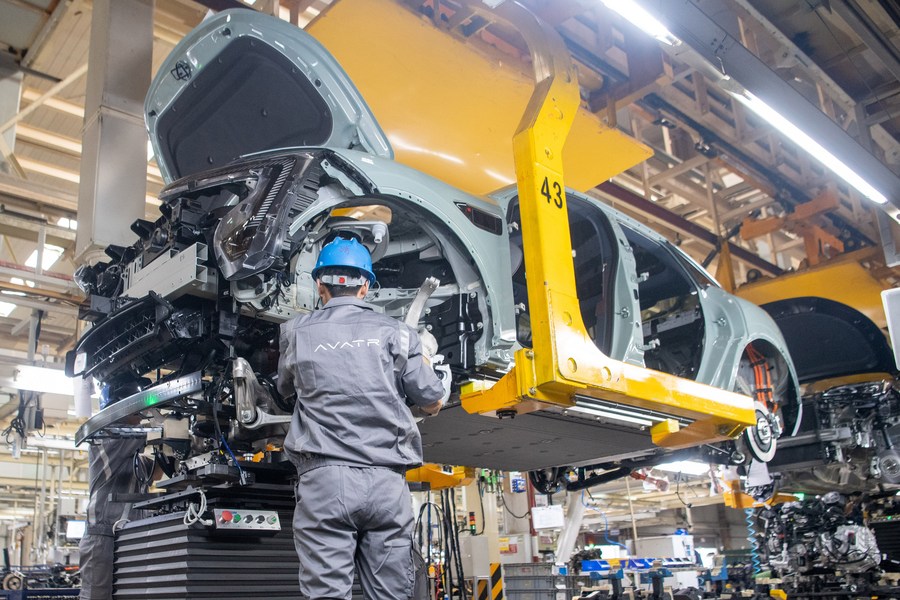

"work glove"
[418, 328, 439, 365]
[434, 364, 452, 404]
[409, 364, 451, 421]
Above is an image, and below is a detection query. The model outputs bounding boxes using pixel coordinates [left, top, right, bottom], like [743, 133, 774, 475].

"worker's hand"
[408, 365, 449, 421]
[409, 404, 431, 420]
[418, 328, 439, 365]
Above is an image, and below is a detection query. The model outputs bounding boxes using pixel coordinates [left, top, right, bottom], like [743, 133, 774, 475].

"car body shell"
[68, 8, 802, 472]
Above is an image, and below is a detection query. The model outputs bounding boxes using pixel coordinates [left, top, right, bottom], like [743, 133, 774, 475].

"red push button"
[220, 510, 233, 523]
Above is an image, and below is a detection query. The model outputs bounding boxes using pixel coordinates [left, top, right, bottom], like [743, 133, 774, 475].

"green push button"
[233, 514, 241, 523]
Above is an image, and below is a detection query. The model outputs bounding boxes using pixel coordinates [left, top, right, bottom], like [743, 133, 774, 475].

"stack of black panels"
[872, 518, 900, 565]
[114, 511, 365, 600]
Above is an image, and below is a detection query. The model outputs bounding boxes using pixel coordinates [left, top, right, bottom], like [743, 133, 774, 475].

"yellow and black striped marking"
[477, 579, 489, 600]
[489, 563, 504, 599]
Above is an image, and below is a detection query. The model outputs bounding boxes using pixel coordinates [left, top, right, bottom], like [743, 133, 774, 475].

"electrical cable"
[674, 471, 693, 509]
[474, 477, 485, 535]
[210, 394, 245, 482]
[440, 491, 452, 597]
[582, 491, 628, 550]
[448, 490, 468, 600]
[452, 492, 466, 599]
[441, 490, 456, 597]
[183, 489, 213, 527]
[2, 390, 37, 444]
[33, 310, 44, 354]
[133, 451, 153, 487]
[414, 501, 445, 563]
[220, 434, 245, 480]
[498, 488, 531, 519]
[414, 496, 444, 600]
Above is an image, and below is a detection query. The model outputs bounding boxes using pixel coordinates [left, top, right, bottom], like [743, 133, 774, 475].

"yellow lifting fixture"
[406, 464, 477, 491]
[459, 1, 756, 449]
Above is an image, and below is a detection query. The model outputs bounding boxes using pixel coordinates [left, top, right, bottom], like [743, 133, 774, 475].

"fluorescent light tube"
[600, 0, 681, 46]
[602, 0, 888, 206]
[731, 90, 888, 205]
[14, 365, 75, 396]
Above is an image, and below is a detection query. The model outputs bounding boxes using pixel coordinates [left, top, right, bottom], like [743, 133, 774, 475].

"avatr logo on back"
[313, 339, 381, 352]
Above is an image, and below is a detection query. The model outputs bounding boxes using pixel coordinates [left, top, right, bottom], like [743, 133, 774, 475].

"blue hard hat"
[312, 238, 376, 284]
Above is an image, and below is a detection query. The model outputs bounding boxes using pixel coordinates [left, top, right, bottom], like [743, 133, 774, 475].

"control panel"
[212, 508, 282, 531]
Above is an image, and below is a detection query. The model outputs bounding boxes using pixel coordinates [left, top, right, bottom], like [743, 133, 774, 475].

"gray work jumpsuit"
[79, 437, 148, 600]
[278, 296, 444, 600]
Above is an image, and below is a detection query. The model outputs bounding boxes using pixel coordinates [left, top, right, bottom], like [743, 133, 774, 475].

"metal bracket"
[243, 408, 292, 430]
[75, 372, 203, 445]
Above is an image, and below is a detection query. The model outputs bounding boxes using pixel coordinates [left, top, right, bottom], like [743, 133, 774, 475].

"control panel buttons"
[211, 508, 281, 532]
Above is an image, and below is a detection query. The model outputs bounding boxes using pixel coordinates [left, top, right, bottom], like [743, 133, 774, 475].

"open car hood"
[145, 9, 392, 183]
[762, 296, 896, 383]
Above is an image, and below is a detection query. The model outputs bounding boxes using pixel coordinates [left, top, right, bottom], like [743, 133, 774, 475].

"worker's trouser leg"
[79, 533, 115, 600]
[293, 465, 415, 600]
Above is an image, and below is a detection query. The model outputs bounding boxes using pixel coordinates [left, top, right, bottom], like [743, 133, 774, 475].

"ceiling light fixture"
[729, 89, 888, 205]
[600, 2, 889, 206]
[13, 365, 75, 396]
[599, 0, 681, 46]
[0, 301, 15, 317]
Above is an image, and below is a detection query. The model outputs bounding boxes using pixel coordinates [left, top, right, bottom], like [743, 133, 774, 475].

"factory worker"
[277, 236, 448, 599]
[79, 435, 150, 600]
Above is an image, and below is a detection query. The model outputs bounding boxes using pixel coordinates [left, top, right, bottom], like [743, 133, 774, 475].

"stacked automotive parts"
[751, 494, 900, 600]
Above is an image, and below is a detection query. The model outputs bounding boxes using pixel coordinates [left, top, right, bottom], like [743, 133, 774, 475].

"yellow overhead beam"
[438, 2, 755, 447]
[308, 0, 650, 196]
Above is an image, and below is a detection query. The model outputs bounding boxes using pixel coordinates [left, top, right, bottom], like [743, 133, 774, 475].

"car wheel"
[2, 573, 24, 591]
[732, 343, 796, 467]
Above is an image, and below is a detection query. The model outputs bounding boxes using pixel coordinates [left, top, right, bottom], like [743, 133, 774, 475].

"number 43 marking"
[540, 177, 564, 209]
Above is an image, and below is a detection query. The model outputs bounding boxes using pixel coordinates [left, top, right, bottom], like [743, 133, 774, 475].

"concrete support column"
[555, 492, 585, 565]
[76, 0, 154, 265]
[0, 70, 23, 177]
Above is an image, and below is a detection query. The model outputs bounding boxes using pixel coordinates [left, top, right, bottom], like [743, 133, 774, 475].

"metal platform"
[419, 403, 656, 471]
